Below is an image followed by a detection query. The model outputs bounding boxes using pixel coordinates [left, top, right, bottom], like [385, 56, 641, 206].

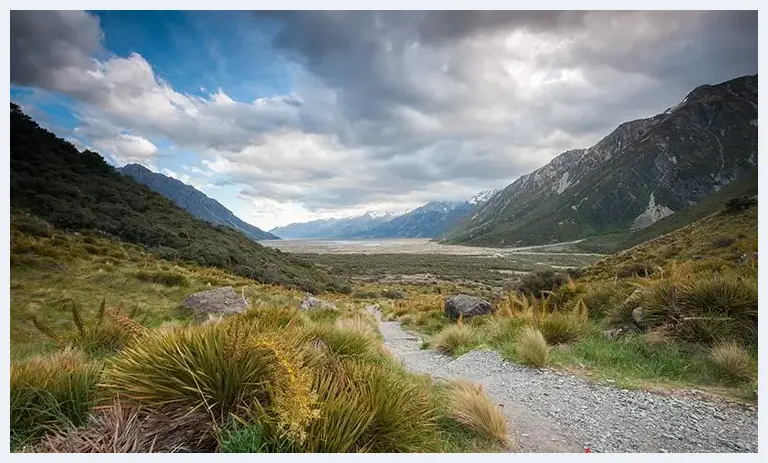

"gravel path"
[367, 307, 758, 453]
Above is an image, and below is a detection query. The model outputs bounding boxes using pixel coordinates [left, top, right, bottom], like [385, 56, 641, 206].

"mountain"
[117, 164, 279, 241]
[9, 103, 348, 294]
[441, 74, 758, 247]
[364, 201, 474, 238]
[468, 188, 500, 205]
[270, 211, 399, 239]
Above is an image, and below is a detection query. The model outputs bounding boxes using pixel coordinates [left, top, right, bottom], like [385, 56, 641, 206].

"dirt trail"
[368, 307, 758, 453]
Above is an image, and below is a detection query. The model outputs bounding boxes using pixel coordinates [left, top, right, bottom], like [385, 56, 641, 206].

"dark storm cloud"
[10, 10, 103, 89]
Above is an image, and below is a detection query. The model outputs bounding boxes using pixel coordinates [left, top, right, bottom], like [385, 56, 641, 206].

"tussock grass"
[709, 342, 752, 382]
[445, 380, 510, 447]
[431, 324, 477, 356]
[218, 420, 265, 453]
[516, 327, 549, 367]
[10, 347, 101, 450]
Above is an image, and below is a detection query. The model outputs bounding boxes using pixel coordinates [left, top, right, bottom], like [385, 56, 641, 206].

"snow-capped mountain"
[469, 188, 500, 205]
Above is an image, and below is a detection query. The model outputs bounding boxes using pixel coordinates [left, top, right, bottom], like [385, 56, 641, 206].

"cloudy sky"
[10, 10, 757, 230]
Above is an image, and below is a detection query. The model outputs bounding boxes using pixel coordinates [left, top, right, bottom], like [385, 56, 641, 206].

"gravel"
[368, 308, 758, 453]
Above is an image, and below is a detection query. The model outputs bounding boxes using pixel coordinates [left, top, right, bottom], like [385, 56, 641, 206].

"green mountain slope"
[9, 103, 349, 294]
[117, 163, 280, 241]
[441, 75, 758, 247]
[576, 169, 758, 253]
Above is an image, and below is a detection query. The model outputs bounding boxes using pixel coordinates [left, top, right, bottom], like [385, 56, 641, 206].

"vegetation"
[709, 342, 753, 383]
[430, 323, 478, 356]
[444, 380, 510, 447]
[515, 327, 550, 367]
[10, 103, 348, 294]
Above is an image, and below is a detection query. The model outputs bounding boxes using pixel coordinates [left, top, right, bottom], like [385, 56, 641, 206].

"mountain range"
[117, 164, 279, 241]
[270, 192, 496, 240]
[440, 74, 758, 247]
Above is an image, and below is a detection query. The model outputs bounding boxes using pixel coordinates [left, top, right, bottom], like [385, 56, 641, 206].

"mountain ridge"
[440, 74, 758, 247]
[117, 164, 279, 241]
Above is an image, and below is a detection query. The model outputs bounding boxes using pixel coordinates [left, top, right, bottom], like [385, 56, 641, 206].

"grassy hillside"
[384, 204, 758, 401]
[576, 169, 758, 254]
[10, 103, 348, 294]
[10, 217, 510, 453]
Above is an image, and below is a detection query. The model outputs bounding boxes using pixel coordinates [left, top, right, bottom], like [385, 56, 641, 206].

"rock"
[183, 286, 248, 320]
[444, 294, 495, 320]
[603, 328, 625, 341]
[299, 295, 337, 311]
[632, 307, 646, 326]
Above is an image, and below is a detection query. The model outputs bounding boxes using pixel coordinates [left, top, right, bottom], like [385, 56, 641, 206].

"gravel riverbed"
[368, 307, 758, 453]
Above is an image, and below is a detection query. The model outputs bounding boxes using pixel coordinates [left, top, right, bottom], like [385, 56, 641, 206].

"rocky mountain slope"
[9, 103, 348, 293]
[363, 201, 474, 238]
[270, 211, 400, 239]
[117, 164, 279, 241]
[441, 74, 758, 247]
[271, 198, 484, 240]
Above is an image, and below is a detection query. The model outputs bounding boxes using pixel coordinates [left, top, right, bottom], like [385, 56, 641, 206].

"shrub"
[581, 282, 635, 320]
[29, 300, 145, 358]
[33, 400, 217, 453]
[13, 214, 53, 237]
[304, 307, 340, 325]
[344, 360, 439, 452]
[516, 270, 568, 296]
[218, 420, 265, 453]
[382, 288, 406, 300]
[301, 324, 380, 362]
[713, 237, 736, 249]
[11, 347, 101, 449]
[709, 342, 752, 382]
[617, 261, 655, 278]
[101, 322, 319, 439]
[444, 380, 510, 447]
[676, 277, 757, 344]
[516, 327, 549, 367]
[431, 324, 477, 356]
[335, 314, 377, 337]
[539, 311, 586, 345]
[724, 196, 757, 213]
[133, 270, 189, 287]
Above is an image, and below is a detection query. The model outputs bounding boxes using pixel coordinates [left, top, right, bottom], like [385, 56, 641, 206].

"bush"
[133, 270, 189, 287]
[617, 261, 655, 278]
[709, 342, 752, 382]
[219, 420, 265, 453]
[29, 299, 145, 358]
[516, 327, 549, 367]
[301, 324, 380, 361]
[304, 307, 340, 325]
[11, 347, 101, 449]
[516, 270, 568, 296]
[33, 401, 217, 453]
[713, 237, 736, 249]
[444, 380, 510, 447]
[431, 325, 477, 356]
[539, 311, 586, 345]
[382, 289, 406, 300]
[13, 214, 53, 237]
[724, 196, 757, 213]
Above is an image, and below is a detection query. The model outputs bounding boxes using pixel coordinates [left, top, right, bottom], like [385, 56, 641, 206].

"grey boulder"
[183, 286, 248, 321]
[299, 295, 337, 311]
[444, 294, 495, 320]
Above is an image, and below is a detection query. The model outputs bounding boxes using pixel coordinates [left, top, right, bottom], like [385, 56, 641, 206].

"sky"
[9, 10, 758, 230]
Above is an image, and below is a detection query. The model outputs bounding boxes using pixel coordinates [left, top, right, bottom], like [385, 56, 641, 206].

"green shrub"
[431, 324, 477, 356]
[11, 348, 101, 450]
[444, 380, 510, 447]
[539, 312, 586, 344]
[617, 261, 655, 278]
[302, 324, 380, 361]
[677, 277, 757, 344]
[724, 196, 757, 213]
[304, 307, 340, 325]
[218, 420, 265, 453]
[709, 342, 752, 382]
[516, 270, 568, 296]
[713, 237, 736, 248]
[382, 289, 406, 300]
[133, 270, 189, 287]
[516, 327, 549, 367]
[13, 214, 53, 237]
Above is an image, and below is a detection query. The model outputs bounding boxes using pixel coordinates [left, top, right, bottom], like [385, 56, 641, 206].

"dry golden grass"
[709, 342, 752, 381]
[516, 327, 549, 367]
[445, 380, 511, 448]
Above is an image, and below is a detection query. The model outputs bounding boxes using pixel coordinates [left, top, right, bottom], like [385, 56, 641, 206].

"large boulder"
[299, 295, 337, 311]
[444, 294, 495, 320]
[183, 286, 248, 321]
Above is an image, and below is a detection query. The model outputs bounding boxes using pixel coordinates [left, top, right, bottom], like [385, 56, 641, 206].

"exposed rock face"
[299, 295, 337, 311]
[442, 74, 758, 247]
[183, 286, 248, 320]
[444, 294, 495, 320]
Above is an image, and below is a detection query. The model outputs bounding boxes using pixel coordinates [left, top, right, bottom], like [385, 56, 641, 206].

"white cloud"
[90, 133, 158, 167]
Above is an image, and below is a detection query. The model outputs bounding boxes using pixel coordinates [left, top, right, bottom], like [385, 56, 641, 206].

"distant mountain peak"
[469, 188, 499, 205]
